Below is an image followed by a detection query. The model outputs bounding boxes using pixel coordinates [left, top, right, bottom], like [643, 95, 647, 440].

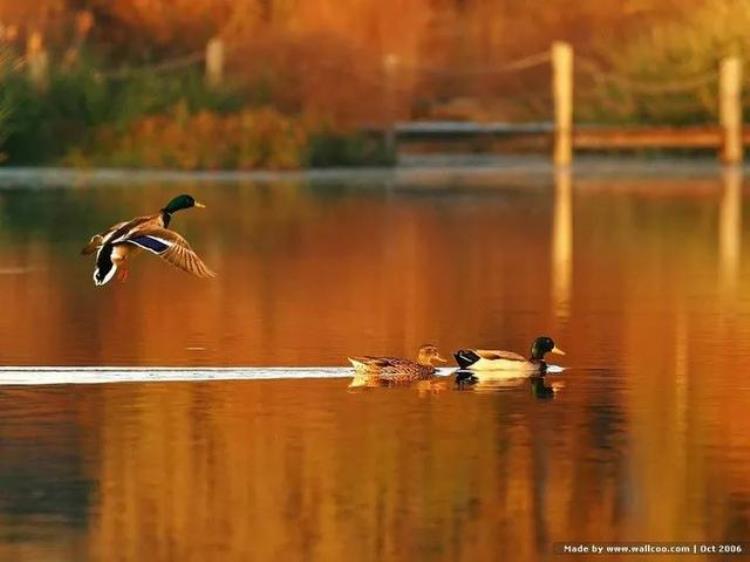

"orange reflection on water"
[719, 166, 742, 297]
[0, 171, 747, 561]
[551, 167, 573, 321]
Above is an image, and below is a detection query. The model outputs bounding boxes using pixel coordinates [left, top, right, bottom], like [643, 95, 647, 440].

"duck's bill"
[194, 202, 207, 208]
[435, 354, 448, 363]
[551, 346, 566, 356]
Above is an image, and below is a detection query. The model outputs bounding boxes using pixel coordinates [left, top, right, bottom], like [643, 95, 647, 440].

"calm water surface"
[0, 166, 748, 560]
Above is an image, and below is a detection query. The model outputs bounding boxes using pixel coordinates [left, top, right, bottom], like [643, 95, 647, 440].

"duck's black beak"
[551, 345, 566, 356]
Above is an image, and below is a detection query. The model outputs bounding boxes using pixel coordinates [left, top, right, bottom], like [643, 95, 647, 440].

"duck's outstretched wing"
[121, 227, 216, 278]
[474, 349, 527, 361]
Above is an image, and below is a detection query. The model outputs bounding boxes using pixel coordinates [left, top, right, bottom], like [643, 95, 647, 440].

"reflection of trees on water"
[0, 366, 746, 560]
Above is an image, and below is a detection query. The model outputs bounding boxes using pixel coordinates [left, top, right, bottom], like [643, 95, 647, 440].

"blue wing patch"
[128, 235, 170, 254]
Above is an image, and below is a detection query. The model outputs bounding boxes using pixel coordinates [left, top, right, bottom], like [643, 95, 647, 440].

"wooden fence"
[385, 41, 744, 166]
[21, 33, 747, 166]
[551, 42, 743, 166]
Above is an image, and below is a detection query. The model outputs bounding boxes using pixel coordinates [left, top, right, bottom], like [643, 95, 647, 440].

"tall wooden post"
[552, 42, 573, 166]
[26, 31, 49, 92]
[720, 57, 743, 164]
[205, 38, 224, 88]
[383, 54, 398, 158]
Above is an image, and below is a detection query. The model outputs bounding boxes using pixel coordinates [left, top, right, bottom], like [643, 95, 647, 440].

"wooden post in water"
[205, 38, 224, 88]
[719, 57, 743, 164]
[719, 166, 742, 296]
[551, 167, 573, 320]
[26, 31, 49, 92]
[552, 42, 573, 166]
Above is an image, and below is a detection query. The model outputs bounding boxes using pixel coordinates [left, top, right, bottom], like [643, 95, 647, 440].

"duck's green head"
[162, 194, 206, 214]
[530, 336, 566, 361]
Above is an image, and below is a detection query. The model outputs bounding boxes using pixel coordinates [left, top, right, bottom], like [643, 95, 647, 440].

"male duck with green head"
[81, 194, 216, 286]
[454, 336, 566, 376]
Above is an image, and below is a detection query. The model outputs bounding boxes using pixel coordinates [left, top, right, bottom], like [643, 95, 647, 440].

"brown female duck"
[348, 344, 447, 383]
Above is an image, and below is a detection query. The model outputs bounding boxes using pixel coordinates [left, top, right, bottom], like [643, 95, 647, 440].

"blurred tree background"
[0, 0, 745, 168]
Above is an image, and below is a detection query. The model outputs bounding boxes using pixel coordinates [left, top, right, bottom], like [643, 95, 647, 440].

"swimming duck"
[348, 344, 447, 383]
[454, 336, 565, 375]
[81, 194, 215, 286]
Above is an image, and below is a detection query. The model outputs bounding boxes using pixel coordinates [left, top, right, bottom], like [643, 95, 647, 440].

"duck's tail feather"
[348, 357, 370, 373]
[454, 349, 481, 370]
[93, 263, 117, 286]
[93, 246, 117, 286]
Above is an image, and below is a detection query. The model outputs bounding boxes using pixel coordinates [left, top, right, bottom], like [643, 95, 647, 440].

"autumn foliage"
[2, 0, 745, 167]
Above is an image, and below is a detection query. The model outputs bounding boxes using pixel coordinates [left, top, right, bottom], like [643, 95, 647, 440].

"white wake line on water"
[0, 365, 565, 386]
[0, 366, 461, 385]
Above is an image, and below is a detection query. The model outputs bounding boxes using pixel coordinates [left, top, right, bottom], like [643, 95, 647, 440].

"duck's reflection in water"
[455, 370, 565, 398]
[347, 373, 449, 395]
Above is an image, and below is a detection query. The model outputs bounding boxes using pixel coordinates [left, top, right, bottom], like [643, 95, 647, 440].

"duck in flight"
[81, 194, 216, 286]
[454, 336, 565, 375]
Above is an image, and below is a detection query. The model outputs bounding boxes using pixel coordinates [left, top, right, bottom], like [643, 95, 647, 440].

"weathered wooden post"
[719, 57, 743, 164]
[205, 37, 224, 88]
[26, 31, 49, 91]
[552, 42, 573, 166]
[383, 53, 398, 158]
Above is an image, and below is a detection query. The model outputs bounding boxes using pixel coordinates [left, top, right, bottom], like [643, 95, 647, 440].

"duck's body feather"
[454, 348, 543, 376]
[90, 214, 164, 286]
[465, 357, 539, 373]
[348, 355, 436, 382]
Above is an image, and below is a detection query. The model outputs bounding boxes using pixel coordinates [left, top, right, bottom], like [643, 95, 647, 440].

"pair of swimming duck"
[349, 337, 565, 382]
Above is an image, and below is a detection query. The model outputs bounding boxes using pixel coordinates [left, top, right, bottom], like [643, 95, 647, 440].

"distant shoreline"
[0, 155, 736, 188]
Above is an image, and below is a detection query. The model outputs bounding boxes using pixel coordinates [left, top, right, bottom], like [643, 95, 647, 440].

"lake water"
[0, 163, 748, 561]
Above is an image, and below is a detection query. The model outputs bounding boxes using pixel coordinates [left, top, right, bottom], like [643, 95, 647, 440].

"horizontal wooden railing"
[379, 42, 744, 166]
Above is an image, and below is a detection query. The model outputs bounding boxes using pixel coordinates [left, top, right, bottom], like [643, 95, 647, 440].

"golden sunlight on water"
[720, 166, 742, 297]
[0, 168, 748, 561]
[551, 168, 572, 321]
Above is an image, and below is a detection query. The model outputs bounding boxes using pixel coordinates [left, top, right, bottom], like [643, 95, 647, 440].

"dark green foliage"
[0, 58, 393, 168]
[0, 55, 242, 165]
[306, 129, 395, 167]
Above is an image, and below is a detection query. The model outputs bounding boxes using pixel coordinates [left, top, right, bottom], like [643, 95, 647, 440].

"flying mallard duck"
[81, 194, 215, 286]
[454, 336, 565, 375]
[348, 344, 447, 383]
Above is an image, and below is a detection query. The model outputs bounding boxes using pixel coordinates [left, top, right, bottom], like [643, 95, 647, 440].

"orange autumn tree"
[64, 0, 704, 124]
[0, 0, 713, 131]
